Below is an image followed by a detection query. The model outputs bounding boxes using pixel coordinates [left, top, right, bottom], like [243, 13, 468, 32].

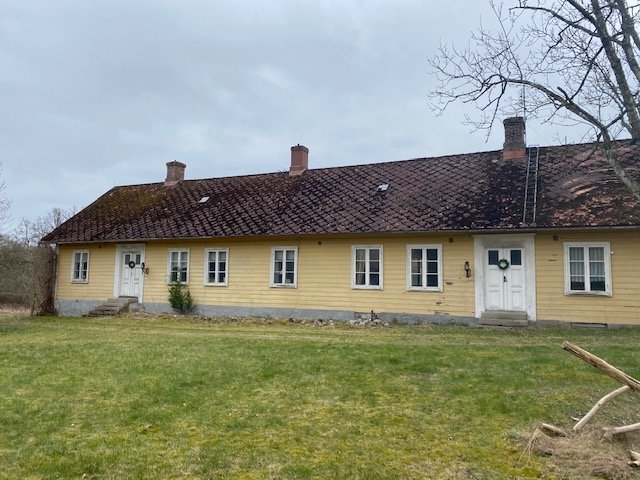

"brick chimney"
[289, 144, 309, 176]
[165, 160, 186, 186]
[503, 117, 526, 160]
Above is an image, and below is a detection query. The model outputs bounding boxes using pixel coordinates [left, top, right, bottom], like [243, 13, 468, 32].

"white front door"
[485, 247, 525, 311]
[120, 250, 143, 298]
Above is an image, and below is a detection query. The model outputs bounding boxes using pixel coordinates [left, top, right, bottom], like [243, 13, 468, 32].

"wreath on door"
[497, 258, 510, 270]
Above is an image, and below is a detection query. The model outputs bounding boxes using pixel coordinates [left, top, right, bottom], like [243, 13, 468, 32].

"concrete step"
[479, 310, 529, 327]
[87, 297, 138, 317]
[105, 297, 138, 306]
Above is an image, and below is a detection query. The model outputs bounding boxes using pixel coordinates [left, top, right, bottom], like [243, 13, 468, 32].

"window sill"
[204, 283, 228, 287]
[565, 290, 612, 297]
[407, 287, 443, 293]
[71, 280, 89, 284]
[352, 285, 383, 290]
[270, 284, 297, 288]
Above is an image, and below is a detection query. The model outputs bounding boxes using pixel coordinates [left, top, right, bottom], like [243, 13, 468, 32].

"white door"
[120, 251, 143, 298]
[485, 248, 525, 311]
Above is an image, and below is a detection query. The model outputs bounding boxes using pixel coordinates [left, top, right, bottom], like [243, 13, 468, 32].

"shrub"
[168, 281, 194, 314]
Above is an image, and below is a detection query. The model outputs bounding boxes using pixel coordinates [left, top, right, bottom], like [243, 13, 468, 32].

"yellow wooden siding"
[56, 244, 116, 300]
[55, 231, 640, 324]
[535, 232, 640, 324]
[142, 236, 475, 316]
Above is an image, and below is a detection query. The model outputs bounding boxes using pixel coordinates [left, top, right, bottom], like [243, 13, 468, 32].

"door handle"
[503, 276, 507, 283]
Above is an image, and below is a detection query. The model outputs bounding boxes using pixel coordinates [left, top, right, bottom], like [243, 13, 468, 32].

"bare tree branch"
[428, 0, 640, 201]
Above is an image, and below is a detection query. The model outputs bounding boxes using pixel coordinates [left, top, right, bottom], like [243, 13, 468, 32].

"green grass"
[0, 316, 639, 479]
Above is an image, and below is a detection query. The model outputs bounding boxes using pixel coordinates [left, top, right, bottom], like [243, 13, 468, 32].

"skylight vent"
[198, 196, 210, 204]
[376, 183, 389, 193]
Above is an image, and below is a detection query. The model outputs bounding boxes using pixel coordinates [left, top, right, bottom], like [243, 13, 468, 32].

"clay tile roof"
[42, 141, 640, 244]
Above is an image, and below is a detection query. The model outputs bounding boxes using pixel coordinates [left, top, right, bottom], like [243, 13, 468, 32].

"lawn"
[0, 315, 639, 479]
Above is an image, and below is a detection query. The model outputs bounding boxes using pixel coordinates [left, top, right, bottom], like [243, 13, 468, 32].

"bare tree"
[0, 162, 10, 231]
[1, 207, 73, 313]
[429, 0, 640, 200]
[14, 207, 74, 246]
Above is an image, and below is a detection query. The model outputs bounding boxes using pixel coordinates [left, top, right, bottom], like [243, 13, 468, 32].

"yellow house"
[43, 118, 640, 326]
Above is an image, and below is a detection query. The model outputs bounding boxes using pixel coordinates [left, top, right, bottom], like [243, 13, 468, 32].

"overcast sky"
[1, 1, 587, 233]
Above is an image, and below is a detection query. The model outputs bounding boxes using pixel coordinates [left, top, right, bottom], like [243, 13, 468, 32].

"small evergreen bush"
[168, 281, 194, 314]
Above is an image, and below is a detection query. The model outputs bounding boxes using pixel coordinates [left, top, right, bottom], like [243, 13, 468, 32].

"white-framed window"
[71, 250, 90, 283]
[352, 245, 383, 289]
[168, 249, 190, 284]
[564, 242, 612, 295]
[205, 248, 228, 286]
[271, 247, 298, 287]
[407, 245, 442, 291]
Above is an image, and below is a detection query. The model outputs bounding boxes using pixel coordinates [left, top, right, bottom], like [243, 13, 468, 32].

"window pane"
[286, 250, 295, 262]
[219, 251, 226, 262]
[426, 248, 438, 261]
[589, 247, 604, 262]
[218, 272, 226, 283]
[569, 247, 584, 262]
[369, 249, 380, 261]
[369, 260, 380, 273]
[274, 271, 283, 284]
[275, 250, 283, 262]
[355, 249, 366, 262]
[355, 272, 366, 285]
[426, 261, 438, 274]
[369, 273, 380, 286]
[411, 274, 422, 287]
[570, 280, 586, 291]
[426, 274, 438, 287]
[569, 260, 584, 278]
[510, 249, 522, 266]
[274, 260, 283, 276]
[411, 249, 422, 261]
[590, 261, 605, 277]
[411, 260, 422, 276]
[285, 272, 295, 284]
[488, 250, 499, 265]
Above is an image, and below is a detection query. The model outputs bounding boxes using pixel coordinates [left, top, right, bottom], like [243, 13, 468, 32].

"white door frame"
[114, 244, 146, 302]
[473, 234, 536, 321]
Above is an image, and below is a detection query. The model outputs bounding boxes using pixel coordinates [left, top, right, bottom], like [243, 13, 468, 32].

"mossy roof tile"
[42, 141, 640, 243]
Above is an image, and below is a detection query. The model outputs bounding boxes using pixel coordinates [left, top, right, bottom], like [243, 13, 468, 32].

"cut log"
[573, 385, 630, 431]
[562, 342, 640, 392]
[604, 422, 640, 439]
[540, 423, 567, 437]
